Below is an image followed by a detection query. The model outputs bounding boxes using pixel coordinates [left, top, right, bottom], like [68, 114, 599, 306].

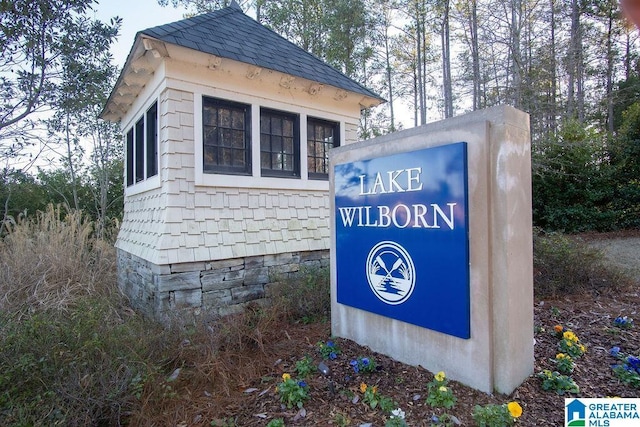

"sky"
[11, 1, 189, 171]
[94, 0, 189, 67]
[91, 0, 409, 129]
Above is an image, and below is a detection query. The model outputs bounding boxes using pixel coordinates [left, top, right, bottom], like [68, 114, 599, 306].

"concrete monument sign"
[330, 105, 533, 394]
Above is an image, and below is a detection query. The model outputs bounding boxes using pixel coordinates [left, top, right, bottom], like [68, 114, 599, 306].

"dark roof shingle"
[139, 5, 382, 101]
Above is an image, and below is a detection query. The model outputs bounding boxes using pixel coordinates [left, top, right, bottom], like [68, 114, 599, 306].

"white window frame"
[124, 98, 161, 196]
[193, 88, 346, 191]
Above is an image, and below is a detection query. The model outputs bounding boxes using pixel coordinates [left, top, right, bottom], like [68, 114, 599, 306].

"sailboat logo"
[366, 241, 416, 305]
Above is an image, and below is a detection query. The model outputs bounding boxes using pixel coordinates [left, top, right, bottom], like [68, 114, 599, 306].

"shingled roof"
[139, 3, 382, 101]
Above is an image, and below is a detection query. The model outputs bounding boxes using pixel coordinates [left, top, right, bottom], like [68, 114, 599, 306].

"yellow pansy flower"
[508, 401, 523, 418]
[435, 371, 446, 382]
[556, 353, 566, 359]
[439, 386, 448, 393]
[563, 331, 578, 342]
[372, 386, 378, 394]
[360, 382, 367, 393]
[282, 373, 291, 381]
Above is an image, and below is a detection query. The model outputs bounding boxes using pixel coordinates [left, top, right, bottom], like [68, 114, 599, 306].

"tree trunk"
[549, 0, 557, 134]
[65, 111, 80, 210]
[441, 0, 453, 118]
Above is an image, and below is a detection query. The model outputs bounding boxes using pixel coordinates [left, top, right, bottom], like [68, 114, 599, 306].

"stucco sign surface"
[334, 142, 470, 338]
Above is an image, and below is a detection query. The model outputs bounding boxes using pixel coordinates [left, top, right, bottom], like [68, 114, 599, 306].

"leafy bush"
[425, 371, 456, 409]
[537, 370, 580, 395]
[295, 356, 316, 378]
[0, 297, 176, 426]
[317, 339, 341, 360]
[472, 402, 521, 426]
[610, 347, 640, 388]
[277, 373, 309, 409]
[532, 119, 625, 232]
[533, 229, 632, 298]
[269, 265, 330, 323]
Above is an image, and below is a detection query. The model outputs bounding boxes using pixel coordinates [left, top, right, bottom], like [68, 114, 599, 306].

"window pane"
[232, 130, 244, 148]
[232, 110, 244, 129]
[272, 153, 282, 169]
[272, 117, 282, 136]
[204, 127, 218, 146]
[272, 136, 282, 154]
[260, 134, 270, 151]
[135, 118, 144, 182]
[233, 149, 245, 166]
[146, 102, 158, 178]
[126, 129, 134, 186]
[283, 118, 293, 136]
[204, 145, 215, 165]
[219, 108, 231, 128]
[307, 156, 316, 173]
[283, 154, 294, 170]
[202, 96, 250, 174]
[260, 109, 299, 177]
[261, 151, 270, 169]
[283, 137, 293, 155]
[307, 118, 338, 178]
[222, 148, 233, 165]
[260, 116, 270, 134]
[204, 106, 217, 126]
[220, 128, 231, 147]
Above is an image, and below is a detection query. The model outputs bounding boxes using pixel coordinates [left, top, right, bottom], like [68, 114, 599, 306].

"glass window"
[125, 100, 159, 187]
[126, 129, 134, 187]
[135, 117, 144, 183]
[203, 96, 251, 175]
[307, 118, 339, 179]
[146, 102, 158, 178]
[260, 108, 299, 178]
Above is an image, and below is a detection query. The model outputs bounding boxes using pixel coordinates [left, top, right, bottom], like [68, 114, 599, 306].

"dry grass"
[0, 207, 332, 426]
[128, 268, 331, 426]
[6, 213, 633, 426]
[0, 204, 117, 318]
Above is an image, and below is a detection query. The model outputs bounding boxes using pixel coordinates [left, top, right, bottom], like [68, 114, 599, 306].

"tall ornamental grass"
[0, 204, 116, 317]
[0, 205, 180, 426]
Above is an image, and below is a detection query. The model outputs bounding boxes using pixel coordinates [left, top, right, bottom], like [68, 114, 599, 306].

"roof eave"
[100, 34, 166, 122]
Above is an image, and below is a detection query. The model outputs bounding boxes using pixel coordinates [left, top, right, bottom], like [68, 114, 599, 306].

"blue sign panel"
[334, 142, 470, 339]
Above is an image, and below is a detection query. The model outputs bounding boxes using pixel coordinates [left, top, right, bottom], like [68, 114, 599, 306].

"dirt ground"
[134, 232, 640, 427]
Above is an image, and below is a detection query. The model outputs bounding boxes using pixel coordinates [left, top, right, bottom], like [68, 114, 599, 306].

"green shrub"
[533, 229, 632, 298]
[0, 297, 174, 426]
[537, 369, 580, 394]
[270, 265, 330, 323]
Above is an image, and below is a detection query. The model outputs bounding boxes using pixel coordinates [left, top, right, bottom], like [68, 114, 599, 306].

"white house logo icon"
[366, 241, 416, 305]
[565, 399, 586, 426]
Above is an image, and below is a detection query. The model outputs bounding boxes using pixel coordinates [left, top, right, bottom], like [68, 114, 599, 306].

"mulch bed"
[171, 290, 640, 427]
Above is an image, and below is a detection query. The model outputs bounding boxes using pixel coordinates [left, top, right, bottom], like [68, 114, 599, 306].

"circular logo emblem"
[366, 241, 416, 305]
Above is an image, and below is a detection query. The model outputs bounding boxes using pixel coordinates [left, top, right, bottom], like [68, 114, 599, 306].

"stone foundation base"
[117, 249, 329, 319]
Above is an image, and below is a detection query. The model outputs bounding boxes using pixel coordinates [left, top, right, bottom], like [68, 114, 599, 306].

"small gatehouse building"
[101, 3, 383, 318]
